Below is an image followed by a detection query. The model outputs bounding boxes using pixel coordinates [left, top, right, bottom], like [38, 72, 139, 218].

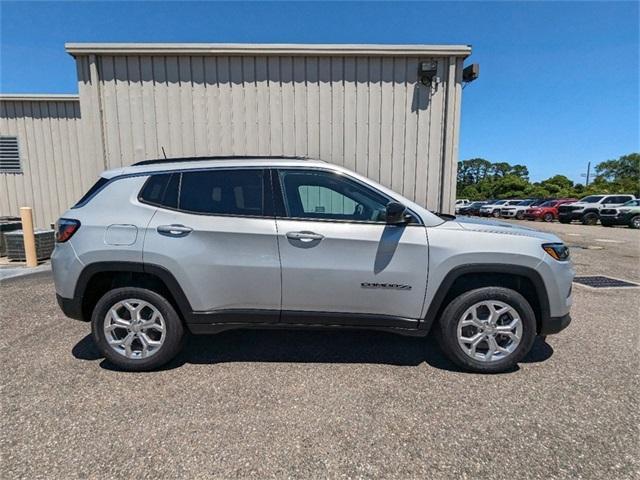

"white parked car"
[500, 199, 547, 220]
[52, 157, 574, 373]
[454, 199, 470, 214]
[558, 194, 636, 225]
[479, 200, 522, 218]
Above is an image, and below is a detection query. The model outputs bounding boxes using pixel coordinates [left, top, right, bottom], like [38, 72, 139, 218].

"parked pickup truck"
[558, 194, 636, 225]
[52, 157, 574, 373]
[599, 199, 640, 229]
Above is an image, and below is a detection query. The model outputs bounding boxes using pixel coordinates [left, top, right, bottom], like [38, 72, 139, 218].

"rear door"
[272, 168, 429, 327]
[142, 168, 281, 320]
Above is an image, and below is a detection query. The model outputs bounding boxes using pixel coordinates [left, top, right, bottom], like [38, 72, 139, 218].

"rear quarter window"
[73, 177, 109, 208]
[138, 173, 179, 209]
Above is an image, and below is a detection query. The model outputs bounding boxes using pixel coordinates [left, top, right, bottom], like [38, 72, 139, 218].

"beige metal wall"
[0, 44, 468, 230]
[73, 47, 466, 213]
[0, 97, 86, 228]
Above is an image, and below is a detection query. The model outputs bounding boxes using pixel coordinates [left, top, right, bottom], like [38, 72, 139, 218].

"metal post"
[19, 207, 37, 267]
[586, 162, 591, 186]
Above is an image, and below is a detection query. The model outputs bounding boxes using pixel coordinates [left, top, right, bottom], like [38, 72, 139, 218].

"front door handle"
[286, 231, 324, 242]
[157, 224, 193, 237]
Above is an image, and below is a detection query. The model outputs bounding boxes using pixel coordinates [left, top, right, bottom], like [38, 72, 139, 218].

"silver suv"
[52, 157, 574, 373]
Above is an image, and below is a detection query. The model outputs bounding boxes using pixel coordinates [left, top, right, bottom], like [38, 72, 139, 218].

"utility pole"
[586, 161, 591, 186]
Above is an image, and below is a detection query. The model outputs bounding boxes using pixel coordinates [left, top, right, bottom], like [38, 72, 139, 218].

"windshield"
[580, 195, 604, 203]
[493, 200, 507, 205]
[517, 200, 534, 206]
[540, 201, 556, 207]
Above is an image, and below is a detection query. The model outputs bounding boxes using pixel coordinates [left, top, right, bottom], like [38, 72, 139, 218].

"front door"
[273, 168, 429, 328]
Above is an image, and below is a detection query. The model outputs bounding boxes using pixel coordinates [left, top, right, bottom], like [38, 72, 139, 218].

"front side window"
[179, 169, 264, 216]
[278, 169, 390, 222]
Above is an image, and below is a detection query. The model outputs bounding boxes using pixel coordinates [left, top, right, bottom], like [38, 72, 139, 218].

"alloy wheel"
[457, 300, 522, 362]
[103, 299, 166, 359]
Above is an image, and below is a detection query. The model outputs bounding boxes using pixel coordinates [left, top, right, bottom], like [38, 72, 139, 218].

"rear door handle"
[286, 231, 324, 242]
[157, 224, 193, 237]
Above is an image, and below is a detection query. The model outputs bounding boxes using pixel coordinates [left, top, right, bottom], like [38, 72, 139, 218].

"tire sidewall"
[91, 287, 185, 371]
[582, 212, 598, 225]
[630, 215, 640, 229]
[437, 287, 537, 373]
[543, 213, 554, 222]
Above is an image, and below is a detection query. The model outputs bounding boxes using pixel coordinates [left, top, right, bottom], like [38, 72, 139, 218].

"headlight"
[542, 243, 570, 261]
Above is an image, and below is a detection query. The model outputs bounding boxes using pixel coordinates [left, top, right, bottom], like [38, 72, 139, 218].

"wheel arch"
[75, 262, 193, 323]
[422, 264, 550, 335]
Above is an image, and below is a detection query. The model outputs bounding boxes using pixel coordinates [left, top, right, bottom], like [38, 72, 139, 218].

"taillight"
[56, 218, 81, 243]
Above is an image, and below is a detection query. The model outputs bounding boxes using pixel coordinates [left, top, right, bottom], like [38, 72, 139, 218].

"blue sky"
[1, 1, 638, 183]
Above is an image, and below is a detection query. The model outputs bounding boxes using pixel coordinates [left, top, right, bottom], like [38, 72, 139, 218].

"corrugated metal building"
[1, 43, 471, 228]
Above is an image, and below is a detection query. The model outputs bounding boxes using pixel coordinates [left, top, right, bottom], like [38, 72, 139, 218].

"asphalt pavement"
[1, 221, 638, 479]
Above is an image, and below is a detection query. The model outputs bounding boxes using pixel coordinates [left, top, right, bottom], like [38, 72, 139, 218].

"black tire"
[492, 210, 501, 218]
[559, 217, 571, 224]
[629, 215, 640, 229]
[91, 287, 185, 371]
[581, 212, 599, 225]
[543, 213, 554, 223]
[516, 211, 525, 220]
[436, 287, 537, 374]
[600, 220, 612, 227]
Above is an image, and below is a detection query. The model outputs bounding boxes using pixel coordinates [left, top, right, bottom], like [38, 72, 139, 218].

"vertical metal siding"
[0, 99, 84, 228]
[84, 53, 463, 212]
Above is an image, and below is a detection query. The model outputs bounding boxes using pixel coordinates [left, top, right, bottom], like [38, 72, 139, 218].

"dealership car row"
[455, 195, 640, 228]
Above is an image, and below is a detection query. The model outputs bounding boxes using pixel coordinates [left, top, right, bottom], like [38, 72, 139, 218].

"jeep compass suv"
[52, 157, 574, 373]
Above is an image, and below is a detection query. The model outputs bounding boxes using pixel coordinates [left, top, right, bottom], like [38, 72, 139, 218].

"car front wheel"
[436, 287, 537, 373]
[581, 212, 599, 225]
[492, 210, 501, 218]
[91, 287, 185, 371]
[543, 213, 554, 222]
[630, 215, 640, 229]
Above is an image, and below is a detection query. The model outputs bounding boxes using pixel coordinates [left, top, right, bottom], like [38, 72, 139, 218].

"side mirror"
[385, 201, 409, 224]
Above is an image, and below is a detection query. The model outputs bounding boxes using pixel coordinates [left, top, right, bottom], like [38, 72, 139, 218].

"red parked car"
[525, 199, 578, 222]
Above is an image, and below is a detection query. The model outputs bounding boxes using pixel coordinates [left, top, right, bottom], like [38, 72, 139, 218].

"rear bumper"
[539, 313, 571, 335]
[56, 294, 85, 321]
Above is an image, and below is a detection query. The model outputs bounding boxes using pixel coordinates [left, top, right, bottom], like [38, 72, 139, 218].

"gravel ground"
[1, 221, 638, 479]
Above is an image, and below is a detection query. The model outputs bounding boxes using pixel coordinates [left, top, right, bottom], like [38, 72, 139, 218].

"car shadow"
[72, 329, 554, 374]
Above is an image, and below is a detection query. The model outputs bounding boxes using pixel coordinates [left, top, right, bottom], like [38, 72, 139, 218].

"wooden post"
[19, 207, 38, 267]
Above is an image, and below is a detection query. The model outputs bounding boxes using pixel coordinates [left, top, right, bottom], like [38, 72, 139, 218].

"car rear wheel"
[91, 287, 185, 371]
[630, 215, 640, 229]
[543, 213, 554, 222]
[492, 210, 501, 218]
[436, 287, 536, 373]
[581, 212, 599, 225]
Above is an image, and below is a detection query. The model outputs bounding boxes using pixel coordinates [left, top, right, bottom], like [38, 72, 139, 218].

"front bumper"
[601, 212, 633, 225]
[501, 210, 517, 218]
[539, 313, 571, 335]
[558, 211, 584, 221]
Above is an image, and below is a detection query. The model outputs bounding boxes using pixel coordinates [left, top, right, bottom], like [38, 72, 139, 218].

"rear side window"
[139, 173, 179, 209]
[73, 177, 109, 208]
[179, 169, 264, 216]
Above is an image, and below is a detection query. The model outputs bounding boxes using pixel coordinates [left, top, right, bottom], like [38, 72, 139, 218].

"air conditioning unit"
[0, 216, 22, 257]
[4, 229, 55, 262]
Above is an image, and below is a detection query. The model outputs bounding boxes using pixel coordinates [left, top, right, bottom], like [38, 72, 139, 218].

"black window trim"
[273, 166, 424, 226]
[137, 166, 274, 220]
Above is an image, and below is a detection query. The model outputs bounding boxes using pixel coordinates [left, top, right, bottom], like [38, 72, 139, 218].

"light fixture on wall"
[418, 61, 439, 86]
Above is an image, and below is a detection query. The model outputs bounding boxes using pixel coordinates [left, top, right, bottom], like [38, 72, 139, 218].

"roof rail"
[132, 155, 310, 167]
